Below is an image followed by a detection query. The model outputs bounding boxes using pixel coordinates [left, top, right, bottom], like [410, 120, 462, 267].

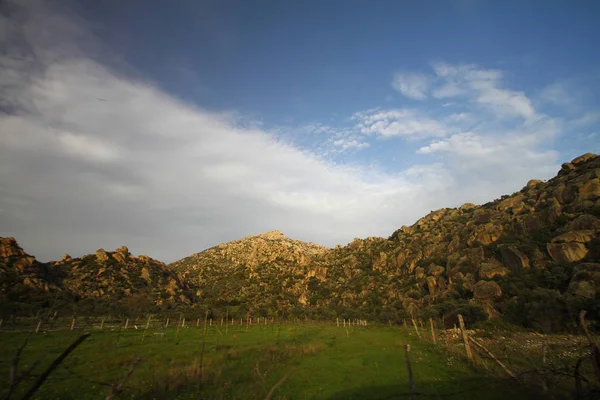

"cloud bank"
[0, 1, 578, 262]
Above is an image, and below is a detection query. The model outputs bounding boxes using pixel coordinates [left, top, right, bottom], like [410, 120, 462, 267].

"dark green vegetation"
[0, 324, 549, 400]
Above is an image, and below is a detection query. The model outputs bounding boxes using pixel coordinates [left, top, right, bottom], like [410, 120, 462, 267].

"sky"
[1, 0, 599, 262]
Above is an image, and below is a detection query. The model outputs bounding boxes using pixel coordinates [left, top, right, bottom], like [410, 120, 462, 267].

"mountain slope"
[169, 230, 328, 314]
[169, 153, 600, 330]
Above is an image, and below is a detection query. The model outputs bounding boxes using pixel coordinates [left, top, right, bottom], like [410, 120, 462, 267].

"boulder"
[459, 203, 477, 211]
[565, 215, 600, 231]
[551, 230, 597, 244]
[473, 280, 502, 300]
[468, 223, 503, 245]
[499, 246, 530, 271]
[426, 276, 437, 295]
[577, 179, 600, 201]
[0, 237, 25, 258]
[547, 242, 589, 263]
[497, 194, 525, 212]
[571, 153, 597, 165]
[116, 245, 129, 255]
[479, 259, 509, 279]
[526, 179, 543, 188]
[95, 249, 110, 262]
[559, 163, 575, 176]
[427, 264, 445, 277]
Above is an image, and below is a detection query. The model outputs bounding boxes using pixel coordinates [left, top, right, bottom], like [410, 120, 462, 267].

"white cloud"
[332, 137, 370, 150]
[353, 109, 447, 138]
[431, 63, 537, 121]
[392, 72, 431, 100]
[0, 1, 567, 263]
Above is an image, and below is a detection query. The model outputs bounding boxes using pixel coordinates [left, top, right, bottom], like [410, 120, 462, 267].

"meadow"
[0, 320, 557, 400]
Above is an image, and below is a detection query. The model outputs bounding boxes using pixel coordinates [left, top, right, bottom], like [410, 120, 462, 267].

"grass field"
[0, 323, 551, 399]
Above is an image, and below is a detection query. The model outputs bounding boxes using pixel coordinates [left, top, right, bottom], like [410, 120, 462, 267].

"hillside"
[305, 153, 600, 331]
[1, 153, 599, 331]
[0, 241, 196, 316]
[169, 230, 328, 315]
[169, 153, 600, 330]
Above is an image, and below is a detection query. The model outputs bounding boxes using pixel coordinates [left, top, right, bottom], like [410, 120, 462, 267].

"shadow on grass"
[324, 376, 549, 400]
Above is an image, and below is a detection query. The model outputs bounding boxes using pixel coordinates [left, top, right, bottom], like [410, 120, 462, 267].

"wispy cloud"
[432, 63, 537, 121]
[352, 109, 447, 138]
[391, 72, 431, 100]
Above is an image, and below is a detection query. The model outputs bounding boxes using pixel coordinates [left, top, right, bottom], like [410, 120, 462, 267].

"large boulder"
[551, 230, 597, 244]
[499, 246, 530, 271]
[95, 249, 110, 262]
[526, 179, 543, 188]
[547, 242, 589, 263]
[571, 153, 597, 165]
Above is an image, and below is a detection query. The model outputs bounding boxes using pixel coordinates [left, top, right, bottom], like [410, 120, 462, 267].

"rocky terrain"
[1, 153, 599, 331]
[169, 230, 328, 314]
[0, 240, 195, 316]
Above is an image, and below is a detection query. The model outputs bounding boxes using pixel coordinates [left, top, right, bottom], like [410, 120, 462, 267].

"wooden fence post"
[405, 344, 417, 400]
[124, 318, 129, 330]
[203, 310, 209, 336]
[100, 318, 105, 330]
[35, 320, 42, 333]
[457, 314, 473, 363]
[429, 318, 436, 345]
[70, 318, 75, 331]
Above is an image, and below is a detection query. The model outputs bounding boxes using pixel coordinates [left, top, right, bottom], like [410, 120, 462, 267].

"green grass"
[0, 324, 547, 399]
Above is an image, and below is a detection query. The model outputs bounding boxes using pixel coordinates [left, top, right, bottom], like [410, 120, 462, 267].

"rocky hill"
[1, 153, 599, 331]
[0, 241, 196, 316]
[169, 230, 328, 314]
[171, 153, 600, 331]
[301, 153, 600, 330]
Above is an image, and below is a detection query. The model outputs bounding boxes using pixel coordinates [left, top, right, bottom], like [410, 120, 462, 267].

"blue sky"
[68, 0, 599, 166]
[1, 0, 599, 261]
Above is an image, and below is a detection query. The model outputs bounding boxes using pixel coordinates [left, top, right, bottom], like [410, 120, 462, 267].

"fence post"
[429, 318, 436, 345]
[457, 314, 473, 363]
[100, 317, 105, 330]
[35, 320, 42, 333]
[203, 310, 209, 336]
[70, 318, 76, 331]
[405, 344, 417, 400]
